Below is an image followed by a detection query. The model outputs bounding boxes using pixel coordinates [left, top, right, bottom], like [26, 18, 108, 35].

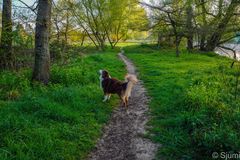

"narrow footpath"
[88, 52, 158, 160]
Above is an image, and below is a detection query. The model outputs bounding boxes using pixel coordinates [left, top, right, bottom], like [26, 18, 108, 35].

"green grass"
[125, 45, 240, 160]
[1, 43, 240, 160]
[0, 52, 125, 160]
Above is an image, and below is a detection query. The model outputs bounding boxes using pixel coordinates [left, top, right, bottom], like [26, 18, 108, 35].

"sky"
[14, 0, 36, 6]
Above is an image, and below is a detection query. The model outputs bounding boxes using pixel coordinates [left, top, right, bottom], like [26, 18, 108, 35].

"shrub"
[181, 67, 240, 159]
[0, 71, 31, 100]
[0, 51, 125, 160]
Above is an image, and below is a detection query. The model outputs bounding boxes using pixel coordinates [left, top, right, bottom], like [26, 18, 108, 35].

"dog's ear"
[102, 70, 109, 78]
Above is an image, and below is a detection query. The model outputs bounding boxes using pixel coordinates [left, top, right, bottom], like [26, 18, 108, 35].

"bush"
[125, 48, 240, 160]
[0, 71, 31, 100]
[0, 51, 125, 160]
[181, 67, 240, 159]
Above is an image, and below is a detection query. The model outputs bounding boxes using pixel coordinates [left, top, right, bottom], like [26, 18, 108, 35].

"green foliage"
[71, 0, 148, 49]
[0, 70, 31, 100]
[49, 41, 103, 63]
[13, 24, 34, 49]
[2, 43, 239, 159]
[125, 46, 240, 160]
[0, 52, 125, 159]
[49, 40, 63, 60]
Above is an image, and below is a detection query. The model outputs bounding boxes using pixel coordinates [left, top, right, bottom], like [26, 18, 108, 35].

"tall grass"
[0, 52, 125, 159]
[125, 45, 240, 160]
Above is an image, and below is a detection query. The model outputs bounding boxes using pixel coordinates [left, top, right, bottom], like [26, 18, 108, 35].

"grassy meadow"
[0, 0, 239, 159]
[0, 51, 125, 160]
[0, 44, 239, 160]
[125, 45, 240, 160]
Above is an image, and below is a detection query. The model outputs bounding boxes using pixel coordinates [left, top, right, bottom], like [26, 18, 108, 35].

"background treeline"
[0, 0, 148, 84]
[143, 0, 240, 57]
[0, 0, 240, 78]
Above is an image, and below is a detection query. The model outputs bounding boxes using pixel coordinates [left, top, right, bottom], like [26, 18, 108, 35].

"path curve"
[88, 52, 158, 160]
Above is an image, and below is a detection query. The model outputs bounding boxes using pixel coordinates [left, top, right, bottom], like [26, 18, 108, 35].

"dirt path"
[88, 52, 158, 160]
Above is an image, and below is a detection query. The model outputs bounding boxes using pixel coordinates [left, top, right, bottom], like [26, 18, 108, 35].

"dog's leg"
[121, 96, 127, 107]
[107, 94, 111, 101]
[125, 97, 128, 107]
[124, 100, 127, 108]
[103, 94, 108, 102]
[121, 96, 124, 106]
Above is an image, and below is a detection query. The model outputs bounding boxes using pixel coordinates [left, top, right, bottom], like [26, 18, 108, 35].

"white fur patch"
[107, 94, 111, 100]
[99, 70, 103, 88]
[103, 95, 108, 102]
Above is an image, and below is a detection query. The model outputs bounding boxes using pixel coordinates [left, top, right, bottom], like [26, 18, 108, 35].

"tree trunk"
[205, 0, 237, 51]
[64, 10, 69, 44]
[186, 1, 193, 51]
[187, 36, 193, 51]
[199, 0, 207, 51]
[200, 34, 206, 51]
[32, 0, 52, 84]
[175, 36, 181, 57]
[0, 0, 13, 69]
[80, 33, 86, 46]
[157, 32, 162, 48]
[99, 39, 105, 51]
[54, 17, 60, 42]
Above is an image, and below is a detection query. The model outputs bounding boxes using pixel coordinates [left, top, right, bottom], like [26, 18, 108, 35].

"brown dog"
[99, 70, 138, 107]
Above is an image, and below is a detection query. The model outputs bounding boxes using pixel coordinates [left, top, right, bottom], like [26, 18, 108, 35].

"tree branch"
[18, 0, 37, 14]
[140, 2, 174, 14]
[217, 35, 238, 45]
[217, 45, 237, 60]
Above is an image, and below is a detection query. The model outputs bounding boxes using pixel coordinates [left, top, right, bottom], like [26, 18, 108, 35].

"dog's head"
[99, 70, 110, 79]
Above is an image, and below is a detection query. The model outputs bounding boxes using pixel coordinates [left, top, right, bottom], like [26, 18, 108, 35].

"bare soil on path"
[88, 53, 158, 160]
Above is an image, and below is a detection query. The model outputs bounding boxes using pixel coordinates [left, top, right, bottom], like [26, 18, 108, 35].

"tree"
[197, 0, 208, 51]
[70, 0, 106, 50]
[102, 0, 148, 48]
[142, 0, 186, 56]
[205, 0, 239, 51]
[189, 0, 240, 51]
[143, 0, 240, 54]
[0, 0, 13, 69]
[32, 0, 52, 84]
[70, 0, 148, 50]
[186, 0, 194, 51]
[52, 0, 76, 45]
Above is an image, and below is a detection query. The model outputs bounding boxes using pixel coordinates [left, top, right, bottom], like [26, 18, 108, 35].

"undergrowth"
[0, 51, 125, 160]
[125, 45, 240, 160]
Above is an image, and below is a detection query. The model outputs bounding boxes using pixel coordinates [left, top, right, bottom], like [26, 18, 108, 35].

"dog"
[99, 69, 138, 107]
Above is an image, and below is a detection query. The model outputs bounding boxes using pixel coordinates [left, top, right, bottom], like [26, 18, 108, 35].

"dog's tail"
[124, 74, 138, 98]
